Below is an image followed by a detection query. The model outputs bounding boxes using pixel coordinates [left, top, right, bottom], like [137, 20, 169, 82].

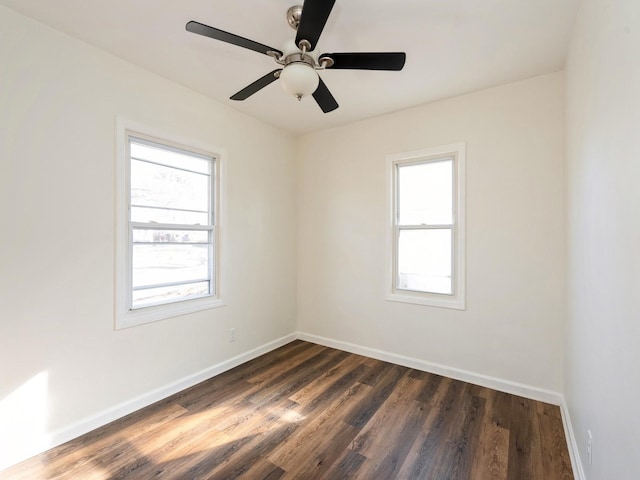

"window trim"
[115, 118, 225, 329]
[385, 143, 466, 310]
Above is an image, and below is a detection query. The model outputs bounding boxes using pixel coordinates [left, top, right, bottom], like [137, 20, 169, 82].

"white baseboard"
[0, 333, 296, 472]
[297, 332, 564, 405]
[559, 398, 586, 480]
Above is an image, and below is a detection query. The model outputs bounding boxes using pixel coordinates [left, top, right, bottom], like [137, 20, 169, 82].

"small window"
[116, 124, 223, 328]
[387, 143, 465, 309]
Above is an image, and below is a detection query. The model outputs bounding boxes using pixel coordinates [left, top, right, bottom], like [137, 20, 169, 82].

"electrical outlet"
[229, 328, 236, 343]
[587, 429, 593, 465]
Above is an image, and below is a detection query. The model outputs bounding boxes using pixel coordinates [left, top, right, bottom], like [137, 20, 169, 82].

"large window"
[387, 143, 465, 309]
[116, 124, 223, 328]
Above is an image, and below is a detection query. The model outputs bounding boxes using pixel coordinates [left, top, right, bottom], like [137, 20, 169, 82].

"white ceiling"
[1, 0, 579, 135]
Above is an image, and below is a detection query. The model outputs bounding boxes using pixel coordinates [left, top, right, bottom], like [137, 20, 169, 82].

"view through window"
[128, 136, 216, 309]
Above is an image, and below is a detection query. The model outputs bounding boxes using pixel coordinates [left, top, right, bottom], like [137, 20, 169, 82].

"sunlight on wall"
[0, 371, 50, 470]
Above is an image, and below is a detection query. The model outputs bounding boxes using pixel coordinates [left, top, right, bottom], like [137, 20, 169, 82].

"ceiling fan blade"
[186, 21, 282, 57]
[312, 77, 339, 113]
[295, 0, 336, 51]
[230, 69, 282, 101]
[321, 52, 406, 71]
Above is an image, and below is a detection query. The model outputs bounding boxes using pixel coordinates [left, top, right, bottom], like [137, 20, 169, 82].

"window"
[116, 123, 223, 328]
[387, 143, 465, 309]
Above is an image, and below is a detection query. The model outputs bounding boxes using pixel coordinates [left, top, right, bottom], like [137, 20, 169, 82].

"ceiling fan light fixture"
[280, 62, 319, 100]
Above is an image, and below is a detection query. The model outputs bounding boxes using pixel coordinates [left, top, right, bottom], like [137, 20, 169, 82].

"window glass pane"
[130, 141, 211, 174]
[132, 229, 209, 244]
[130, 206, 209, 225]
[398, 159, 453, 225]
[131, 159, 209, 213]
[132, 281, 210, 309]
[132, 244, 209, 288]
[397, 229, 452, 294]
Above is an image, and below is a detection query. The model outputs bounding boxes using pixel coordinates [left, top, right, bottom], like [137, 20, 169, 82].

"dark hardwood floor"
[0, 341, 573, 479]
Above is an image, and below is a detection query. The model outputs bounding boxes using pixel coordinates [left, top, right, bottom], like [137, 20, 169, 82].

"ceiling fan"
[186, 0, 406, 113]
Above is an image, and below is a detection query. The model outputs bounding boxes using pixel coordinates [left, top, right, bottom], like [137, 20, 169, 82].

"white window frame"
[386, 143, 466, 310]
[115, 118, 225, 329]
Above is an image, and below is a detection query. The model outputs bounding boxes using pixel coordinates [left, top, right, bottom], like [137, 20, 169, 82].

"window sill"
[116, 296, 226, 330]
[386, 292, 465, 310]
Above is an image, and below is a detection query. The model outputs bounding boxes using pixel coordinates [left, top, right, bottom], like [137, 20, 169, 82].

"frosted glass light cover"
[280, 63, 319, 98]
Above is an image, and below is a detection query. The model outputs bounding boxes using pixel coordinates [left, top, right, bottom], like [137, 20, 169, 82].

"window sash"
[127, 134, 216, 311]
[129, 225, 215, 293]
[395, 157, 454, 227]
[394, 225, 455, 296]
[393, 156, 456, 297]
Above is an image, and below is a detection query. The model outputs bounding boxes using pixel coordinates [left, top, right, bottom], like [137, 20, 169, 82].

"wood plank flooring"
[0, 341, 574, 479]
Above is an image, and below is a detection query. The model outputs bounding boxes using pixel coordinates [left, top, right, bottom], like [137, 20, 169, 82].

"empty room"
[0, 0, 638, 478]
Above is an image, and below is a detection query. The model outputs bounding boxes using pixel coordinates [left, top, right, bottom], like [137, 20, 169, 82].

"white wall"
[0, 6, 297, 469]
[297, 73, 565, 394]
[565, 0, 640, 478]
